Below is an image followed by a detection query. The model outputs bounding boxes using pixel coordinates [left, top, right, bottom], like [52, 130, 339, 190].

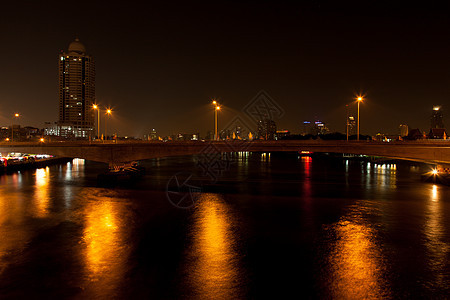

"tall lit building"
[431, 106, 444, 129]
[257, 119, 277, 140]
[57, 38, 95, 138]
[347, 116, 356, 135]
[399, 124, 409, 137]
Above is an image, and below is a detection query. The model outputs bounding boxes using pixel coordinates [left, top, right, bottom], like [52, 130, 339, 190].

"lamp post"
[215, 106, 221, 141]
[212, 100, 221, 141]
[11, 113, 19, 142]
[346, 104, 349, 141]
[93, 104, 100, 140]
[357, 96, 363, 141]
[105, 109, 112, 142]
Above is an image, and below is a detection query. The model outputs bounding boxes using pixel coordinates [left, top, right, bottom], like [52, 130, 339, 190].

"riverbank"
[0, 157, 72, 172]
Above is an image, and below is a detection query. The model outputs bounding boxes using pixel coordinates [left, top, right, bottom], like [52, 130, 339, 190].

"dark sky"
[1, 1, 450, 137]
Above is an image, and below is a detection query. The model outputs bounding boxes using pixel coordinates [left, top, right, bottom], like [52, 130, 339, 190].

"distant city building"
[150, 128, 157, 140]
[57, 38, 95, 138]
[175, 133, 200, 141]
[428, 128, 448, 139]
[205, 131, 213, 140]
[406, 128, 424, 140]
[431, 106, 444, 129]
[347, 116, 356, 135]
[257, 119, 277, 140]
[276, 130, 290, 140]
[302, 121, 312, 135]
[310, 120, 329, 135]
[399, 124, 409, 137]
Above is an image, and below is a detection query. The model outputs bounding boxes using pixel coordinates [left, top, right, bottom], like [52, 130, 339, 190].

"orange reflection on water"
[81, 192, 129, 297]
[423, 185, 449, 288]
[0, 190, 28, 275]
[33, 167, 50, 218]
[187, 193, 242, 298]
[327, 210, 388, 299]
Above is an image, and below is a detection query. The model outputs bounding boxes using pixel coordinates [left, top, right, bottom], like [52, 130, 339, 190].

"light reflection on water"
[0, 156, 449, 298]
[324, 204, 390, 299]
[0, 190, 27, 276]
[79, 189, 131, 298]
[184, 193, 244, 299]
[423, 184, 450, 290]
[33, 167, 50, 218]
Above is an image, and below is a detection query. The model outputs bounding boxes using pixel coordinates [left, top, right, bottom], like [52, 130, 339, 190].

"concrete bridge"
[1, 140, 450, 166]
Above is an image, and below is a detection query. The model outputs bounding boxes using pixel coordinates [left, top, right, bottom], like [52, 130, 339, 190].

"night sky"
[1, 1, 450, 137]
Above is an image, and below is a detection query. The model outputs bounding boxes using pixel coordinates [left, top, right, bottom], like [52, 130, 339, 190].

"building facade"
[431, 106, 444, 129]
[257, 119, 277, 140]
[347, 116, 356, 135]
[58, 38, 95, 138]
[399, 124, 409, 137]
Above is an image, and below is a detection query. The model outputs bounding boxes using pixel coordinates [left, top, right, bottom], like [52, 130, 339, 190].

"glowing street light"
[11, 113, 20, 142]
[105, 108, 112, 141]
[215, 106, 221, 141]
[356, 96, 363, 141]
[93, 104, 100, 140]
[212, 100, 221, 140]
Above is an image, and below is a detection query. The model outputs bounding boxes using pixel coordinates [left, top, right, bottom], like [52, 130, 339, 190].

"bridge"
[0, 140, 450, 167]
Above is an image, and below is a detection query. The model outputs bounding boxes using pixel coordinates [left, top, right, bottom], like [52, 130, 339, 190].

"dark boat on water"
[97, 162, 145, 186]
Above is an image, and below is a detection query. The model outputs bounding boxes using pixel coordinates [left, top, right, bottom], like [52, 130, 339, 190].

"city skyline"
[1, 1, 449, 137]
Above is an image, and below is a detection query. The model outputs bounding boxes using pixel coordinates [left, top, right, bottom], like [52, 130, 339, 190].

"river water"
[0, 153, 449, 299]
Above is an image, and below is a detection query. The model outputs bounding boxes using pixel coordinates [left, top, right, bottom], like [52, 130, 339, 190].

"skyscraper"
[431, 106, 444, 129]
[257, 119, 277, 140]
[58, 38, 95, 138]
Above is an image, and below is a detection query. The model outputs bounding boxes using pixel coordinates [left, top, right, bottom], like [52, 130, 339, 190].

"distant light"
[40, 138, 44, 142]
[433, 106, 440, 111]
[212, 100, 217, 105]
[431, 169, 439, 175]
[357, 96, 363, 101]
[303, 121, 310, 124]
[5, 138, 10, 141]
[60, 57, 64, 61]
[14, 113, 19, 117]
[216, 106, 221, 110]
[106, 109, 112, 114]
[93, 104, 98, 109]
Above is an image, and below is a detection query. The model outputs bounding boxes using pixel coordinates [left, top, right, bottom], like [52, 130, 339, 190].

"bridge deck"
[0, 140, 449, 164]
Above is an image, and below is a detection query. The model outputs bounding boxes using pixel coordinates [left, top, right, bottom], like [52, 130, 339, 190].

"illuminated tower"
[58, 38, 95, 138]
[431, 106, 444, 129]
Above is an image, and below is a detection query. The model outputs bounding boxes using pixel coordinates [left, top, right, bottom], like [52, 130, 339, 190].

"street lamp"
[11, 113, 20, 142]
[346, 104, 349, 141]
[93, 104, 100, 140]
[215, 106, 221, 141]
[357, 96, 363, 141]
[105, 108, 112, 141]
[212, 100, 219, 140]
